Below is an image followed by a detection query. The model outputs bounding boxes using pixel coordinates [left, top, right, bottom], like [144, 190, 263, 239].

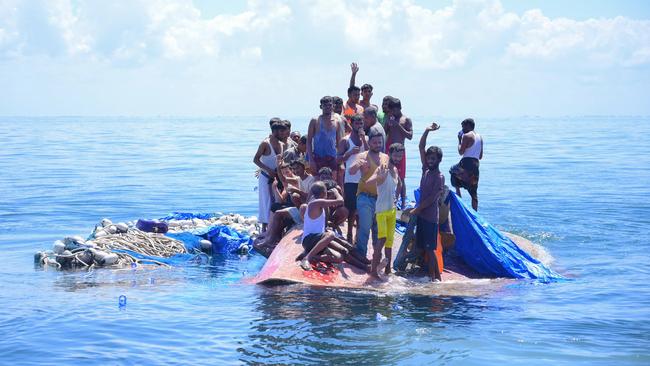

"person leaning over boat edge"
[410, 122, 444, 282]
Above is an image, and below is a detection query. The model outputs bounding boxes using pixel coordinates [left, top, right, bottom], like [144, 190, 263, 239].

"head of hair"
[350, 114, 363, 124]
[318, 166, 333, 176]
[461, 118, 475, 130]
[332, 96, 343, 104]
[271, 120, 289, 132]
[310, 181, 326, 197]
[347, 86, 360, 95]
[382, 95, 392, 102]
[389, 142, 405, 153]
[388, 97, 401, 110]
[320, 96, 333, 105]
[269, 117, 281, 128]
[425, 146, 443, 160]
[368, 130, 383, 141]
[361, 83, 373, 92]
[299, 135, 307, 144]
[282, 119, 291, 129]
[322, 179, 337, 190]
[363, 105, 378, 116]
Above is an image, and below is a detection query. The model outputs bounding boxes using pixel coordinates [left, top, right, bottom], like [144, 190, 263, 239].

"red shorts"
[313, 155, 339, 172]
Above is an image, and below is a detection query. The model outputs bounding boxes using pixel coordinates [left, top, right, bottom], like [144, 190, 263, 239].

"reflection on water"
[239, 285, 486, 365]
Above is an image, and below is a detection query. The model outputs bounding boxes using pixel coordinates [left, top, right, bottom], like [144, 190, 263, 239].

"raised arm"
[458, 133, 473, 155]
[365, 164, 388, 187]
[348, 152, 369, 175]
[349, 62, 359, 88]
[419, 122, 440, 166]
[313, 187, 344, 210]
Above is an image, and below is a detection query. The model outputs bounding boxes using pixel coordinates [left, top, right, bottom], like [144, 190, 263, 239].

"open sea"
[0, 116, 648, 365]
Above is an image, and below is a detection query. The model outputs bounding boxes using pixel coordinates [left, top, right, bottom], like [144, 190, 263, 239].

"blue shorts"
[416, 216, 438, 251]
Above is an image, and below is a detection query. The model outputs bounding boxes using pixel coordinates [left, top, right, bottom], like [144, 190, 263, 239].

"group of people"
[253, 63, 483, 281]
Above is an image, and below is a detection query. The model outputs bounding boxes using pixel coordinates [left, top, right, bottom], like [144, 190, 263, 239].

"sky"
[1, 0, 649, 117]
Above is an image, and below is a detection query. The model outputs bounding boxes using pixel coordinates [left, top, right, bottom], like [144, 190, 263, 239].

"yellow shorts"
[376, 208, 397, 248]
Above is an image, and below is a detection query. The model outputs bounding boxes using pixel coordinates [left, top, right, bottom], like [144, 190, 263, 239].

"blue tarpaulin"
[160, 212, 220, 221]
[448, 192, 563, 281]
[167, 225, 251, 254]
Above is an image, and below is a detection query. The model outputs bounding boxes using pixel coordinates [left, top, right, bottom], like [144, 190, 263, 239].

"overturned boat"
[250, 192, 563, 288]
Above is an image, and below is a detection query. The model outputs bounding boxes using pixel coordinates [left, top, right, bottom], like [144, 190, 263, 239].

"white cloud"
[0, 0, 291, 62]
[307, 0, 650, 69]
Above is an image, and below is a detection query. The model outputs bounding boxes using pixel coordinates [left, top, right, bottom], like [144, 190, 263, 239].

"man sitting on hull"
[297, 182, 370, 272]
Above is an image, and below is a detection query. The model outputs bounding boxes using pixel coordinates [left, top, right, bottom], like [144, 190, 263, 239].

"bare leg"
[384, 247, 392, 275]
[370, 238, 386, 278]
[471, 193, 478, 211]
[425, 249, 441, 281]
[332, 237, 370, 264]
[299, 232, 335, 270]
[346, 209, 356, 243]
[342, 253, 370, 272]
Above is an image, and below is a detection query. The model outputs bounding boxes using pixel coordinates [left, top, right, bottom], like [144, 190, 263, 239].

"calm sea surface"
[0, 116, 648, 365]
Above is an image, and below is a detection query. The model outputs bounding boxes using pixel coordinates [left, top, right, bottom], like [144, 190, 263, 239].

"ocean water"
[0, 116, 648, 365]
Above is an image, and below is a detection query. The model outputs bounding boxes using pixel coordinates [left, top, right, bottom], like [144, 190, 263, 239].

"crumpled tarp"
[167, 225, 252, 254]
[448, 193, 563, 281]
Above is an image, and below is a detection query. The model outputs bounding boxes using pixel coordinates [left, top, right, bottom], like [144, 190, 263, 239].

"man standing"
[452, 118, 483, 211]
[362, 106, 386, 148]
[411, 123, 444, 282]
[349, 131, 388, 257]
[385, 97, 413, 207]
[349, 63, 378, 110]
[307, 96, 342, 179]
[253, 121, 287, 232]
[343, 85, 364, 125]
[337, 114, 368, 243]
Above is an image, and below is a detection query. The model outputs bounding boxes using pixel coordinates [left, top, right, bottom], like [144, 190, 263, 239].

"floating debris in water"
[376, 313, 388, 321]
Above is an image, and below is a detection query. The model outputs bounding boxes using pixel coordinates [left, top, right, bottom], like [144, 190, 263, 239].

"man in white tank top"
[297, 182, 370, 272]
[336, 115, 368, 243]
[452, 118, 483, 210]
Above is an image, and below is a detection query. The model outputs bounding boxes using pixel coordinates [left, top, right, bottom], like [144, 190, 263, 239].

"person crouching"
[297, 182, 369, 271]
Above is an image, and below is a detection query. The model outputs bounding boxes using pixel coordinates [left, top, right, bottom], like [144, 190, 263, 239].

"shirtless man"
[343, 85, 364, 125]
[253, 120, 288, 231]
[307, 96, 342, 180]
[385, 97, 413, 208]
[297, 182, 369, 272]
[349, 62, 378, 110]
[452, 118, 483, 210]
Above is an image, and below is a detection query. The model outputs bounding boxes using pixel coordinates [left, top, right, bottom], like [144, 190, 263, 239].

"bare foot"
[384, 268, 392, 276]
[299, 258, 312, 271]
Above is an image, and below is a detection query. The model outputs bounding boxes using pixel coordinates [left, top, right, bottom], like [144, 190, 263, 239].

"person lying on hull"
[296, 182, 370, 272]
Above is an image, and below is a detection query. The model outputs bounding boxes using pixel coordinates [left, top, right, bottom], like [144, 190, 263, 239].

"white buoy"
[53, 240, 65, 254]
[94, 229, 107, 238]
[200, 239, 212, 251]
[101, 218, 112, 227]
[116, 223, 129, 233]
[106, 225, 117, 234]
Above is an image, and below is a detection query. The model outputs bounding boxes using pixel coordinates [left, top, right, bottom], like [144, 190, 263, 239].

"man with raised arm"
[349, 62, 378, 110]
[410, 123, 444, 282]
[306, 96, 342, 179]
[451, 118, 484, 211]
[385, 97, 413, 208]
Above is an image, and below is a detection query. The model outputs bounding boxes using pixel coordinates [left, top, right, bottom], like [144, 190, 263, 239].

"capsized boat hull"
[248, 225, 491, 288]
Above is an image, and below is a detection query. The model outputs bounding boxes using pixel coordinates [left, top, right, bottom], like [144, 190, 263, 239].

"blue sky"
[1, 0, 649, 117]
